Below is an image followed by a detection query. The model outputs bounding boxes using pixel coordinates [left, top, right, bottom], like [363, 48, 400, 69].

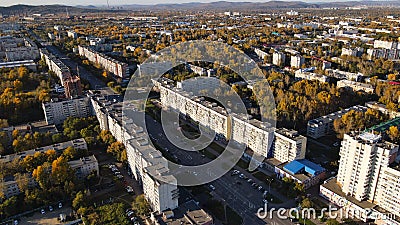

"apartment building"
[0, 60, 37, 71]
[373, 40, 398, 49]
[272, 51, 285, 67]
[64, 76, 83, 98]
[153, 78, 274, 158]
[295, 69, 330, 83]
[254, 48, 269, 60]
[78, 45, 129, 78]
[337, 80, 374, 93]
[67, 31, 78, 39]
[0, 36, 39, 61]
[40, 48, 71, 85]
[68, 155, 99, 179]
[1, 175, 36, 199]
[366, 101, 400, 119]
[341, 47, 363, 57]
[272, 128, 306, 163]
[42, 97, 92, 125]
[367, 48, 400, 60]
[290, 55, 304, 68]
[321, 129, 400, 224]
[325, 69, 363, 81]
[90, 94, 179, 213]
[307, 105, 368, 139]
[0, 138, 87, 163]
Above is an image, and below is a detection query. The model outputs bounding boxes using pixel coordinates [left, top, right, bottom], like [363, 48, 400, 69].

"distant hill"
[1, 1, 400, 15]
[0, 4, 102, 15]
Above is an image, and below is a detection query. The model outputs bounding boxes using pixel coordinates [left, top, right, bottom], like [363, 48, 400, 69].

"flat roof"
[321, 178, 376, 209]
[283, 159, 325, 176]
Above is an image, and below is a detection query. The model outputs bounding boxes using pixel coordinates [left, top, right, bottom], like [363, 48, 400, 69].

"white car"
[209, 184, 216, 190]
[49, 206, 53, 211]
[126, 186, 134, 193]
[59, 202, 62, 208]
[41, 209, 45, 214]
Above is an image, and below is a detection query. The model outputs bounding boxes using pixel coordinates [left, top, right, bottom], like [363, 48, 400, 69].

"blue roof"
[283, 159, 325, 176]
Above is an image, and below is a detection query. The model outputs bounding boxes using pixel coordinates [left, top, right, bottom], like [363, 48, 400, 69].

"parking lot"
[17, 205, 72, 225]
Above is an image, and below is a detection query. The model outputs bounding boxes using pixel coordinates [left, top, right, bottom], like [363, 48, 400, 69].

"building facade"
[78, 45, 129, 78]
[42, 97, 92, 125]
[307, 105, 368, 139]
[272, 128, 306, 163]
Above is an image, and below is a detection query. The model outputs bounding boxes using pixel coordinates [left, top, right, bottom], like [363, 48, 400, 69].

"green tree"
[133, 194, 151, 216]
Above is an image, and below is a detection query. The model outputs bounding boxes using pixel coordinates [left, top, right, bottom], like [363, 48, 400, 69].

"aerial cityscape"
[0, 1, 399, 225]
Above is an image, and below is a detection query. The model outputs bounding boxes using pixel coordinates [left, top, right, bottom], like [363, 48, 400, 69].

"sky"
[0, 0, 351, 7]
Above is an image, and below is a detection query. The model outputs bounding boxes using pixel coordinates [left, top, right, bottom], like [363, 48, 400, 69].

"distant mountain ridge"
[1, 1, 400, 15]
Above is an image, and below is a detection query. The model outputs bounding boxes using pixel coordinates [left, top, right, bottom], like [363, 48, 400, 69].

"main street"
[144, 114, 295, 225]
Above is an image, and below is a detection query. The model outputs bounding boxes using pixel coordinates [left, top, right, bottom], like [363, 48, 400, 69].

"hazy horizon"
[0, 0, 372, 7]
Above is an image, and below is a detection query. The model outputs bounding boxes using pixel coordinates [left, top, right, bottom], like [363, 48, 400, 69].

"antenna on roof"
[66, 7, 69, 18]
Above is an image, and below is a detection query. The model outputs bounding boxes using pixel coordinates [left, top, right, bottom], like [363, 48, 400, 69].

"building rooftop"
[68, 155, 98, 169]
[0, 138, 87, 163]
[283, 159, 325, 176]
[321, 177, 377, 209]
[366, 117, 400, 133]
[159, 200, 213, 225]
[308, 105, 368, 125]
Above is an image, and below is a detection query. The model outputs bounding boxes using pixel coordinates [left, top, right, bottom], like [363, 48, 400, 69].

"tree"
[300, 198, 313, 209]
[14, 173, 30, 192]
[387, 126, 400, 143]
[0, 119, 8, 128]
[72, 191, 86, 210]
[51, 156, 73, 185]
[107, 142, 126, 162]
[133, 194, 151, 216]
[326, 219, 340, 225]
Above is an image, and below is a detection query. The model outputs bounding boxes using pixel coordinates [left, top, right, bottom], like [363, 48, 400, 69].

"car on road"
[49, 206, 53, 211]
[127, 211, 135, 217]
[41, 209, 45, 214]
[59, 202, 62, 208]
[247, 179, 252, 183]
[126, 186, 134, 193]
[209, 184, 216, 190]
[263, 199, 268, 203]
[236, 181, 242, 185]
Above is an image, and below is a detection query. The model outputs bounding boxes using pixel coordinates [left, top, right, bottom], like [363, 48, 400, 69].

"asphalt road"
[144, 114, 295, 225]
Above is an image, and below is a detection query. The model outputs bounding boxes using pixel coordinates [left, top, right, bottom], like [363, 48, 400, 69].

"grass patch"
[236, 159, 249, 169]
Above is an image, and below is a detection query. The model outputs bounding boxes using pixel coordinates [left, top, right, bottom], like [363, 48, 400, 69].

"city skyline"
[0, 0, 381, 7]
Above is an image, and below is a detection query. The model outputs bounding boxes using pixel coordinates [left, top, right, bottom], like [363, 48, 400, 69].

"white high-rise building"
[337, 132, 398, 203]
[320, 130, 400, 222]
[290, 55, 304, 68]
[272, 128, 306, 163]
[273, 51, 285, 67]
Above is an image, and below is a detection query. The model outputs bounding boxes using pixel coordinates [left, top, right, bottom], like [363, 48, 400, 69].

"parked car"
[41, 209, 45, 214]
[58, 202, 62, 208]
[209, 184, 216, 191]
[247, 179, 252, 183]
[127, 211, 135, 217]
[49, 206, 53, 211]
[126, 186, 134, 193]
